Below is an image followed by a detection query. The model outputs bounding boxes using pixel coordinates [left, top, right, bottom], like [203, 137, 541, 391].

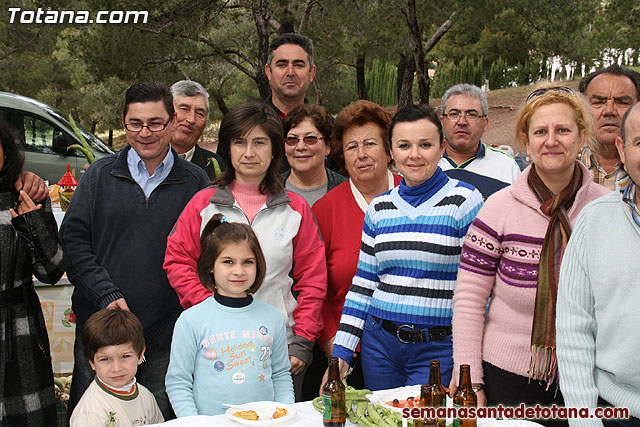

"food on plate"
[386, 395, 420, 408]
[273, 407, 287, 418]
[234, 410, 259, 420]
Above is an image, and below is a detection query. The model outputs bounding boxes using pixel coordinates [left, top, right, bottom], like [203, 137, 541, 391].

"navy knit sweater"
[60, 146, 209, 340]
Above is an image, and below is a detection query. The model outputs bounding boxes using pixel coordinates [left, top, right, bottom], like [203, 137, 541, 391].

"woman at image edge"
[330, 104, 484, 390]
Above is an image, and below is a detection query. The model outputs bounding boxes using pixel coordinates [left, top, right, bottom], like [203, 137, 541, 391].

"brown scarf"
[527, 162, 582, 388]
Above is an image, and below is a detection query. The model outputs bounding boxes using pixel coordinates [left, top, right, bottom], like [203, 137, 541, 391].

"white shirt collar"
[349, 170, 395, 213]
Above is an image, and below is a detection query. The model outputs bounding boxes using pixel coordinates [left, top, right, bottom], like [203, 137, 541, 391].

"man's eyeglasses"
[285, 135, 323, 146]
[442, 110, 486, 122]
[124, 118, 171, 133]
[526, 86, 575, 101]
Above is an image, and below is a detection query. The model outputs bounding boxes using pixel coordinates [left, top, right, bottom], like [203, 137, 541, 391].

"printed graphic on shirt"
[199, 328, 274, 381]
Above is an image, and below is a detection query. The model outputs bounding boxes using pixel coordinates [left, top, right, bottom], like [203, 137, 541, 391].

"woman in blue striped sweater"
[329, 104, 484, 390]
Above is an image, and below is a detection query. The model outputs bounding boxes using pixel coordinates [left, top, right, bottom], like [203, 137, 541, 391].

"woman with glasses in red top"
[280, 104, 347, 207]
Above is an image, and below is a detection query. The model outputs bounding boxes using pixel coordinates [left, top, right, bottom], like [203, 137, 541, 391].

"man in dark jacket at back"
[171, 79, 223, 181]
[60, 81, 209, 421]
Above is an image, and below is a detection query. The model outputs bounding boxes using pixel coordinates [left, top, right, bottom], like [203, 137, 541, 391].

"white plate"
[370, 385, 422, 412]
[225, 401, 297, 425]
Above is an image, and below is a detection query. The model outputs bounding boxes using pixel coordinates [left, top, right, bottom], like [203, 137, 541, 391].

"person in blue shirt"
[166, 214, 293, 416]
[329, 104, 484, 391]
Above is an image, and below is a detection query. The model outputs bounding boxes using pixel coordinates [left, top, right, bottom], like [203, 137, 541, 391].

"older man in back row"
[439, 83, 521, 200]
[578, 64, 640, 191]
[170, 80, 223, 181]
[557, 102, 640, 427]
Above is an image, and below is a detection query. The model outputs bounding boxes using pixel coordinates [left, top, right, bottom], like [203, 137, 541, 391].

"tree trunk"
[91, 120, 98, 134]
[313, 78, 323, 105]
[405, 0, 429, 105]
[356, 53, 368, 100]
[255, 72, 272, 100]
[397, 54, 415, 109]
[211, 88, 229, 116]
[108, 129, 113, 147]
[252, 0, 273, 100]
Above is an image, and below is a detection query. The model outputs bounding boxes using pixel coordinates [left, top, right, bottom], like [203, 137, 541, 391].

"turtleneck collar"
[398, 167, 448, 208]
[214, 293, 253, 308]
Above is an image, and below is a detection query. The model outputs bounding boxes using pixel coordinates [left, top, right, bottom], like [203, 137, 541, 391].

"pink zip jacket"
[164, 185, 327, 360]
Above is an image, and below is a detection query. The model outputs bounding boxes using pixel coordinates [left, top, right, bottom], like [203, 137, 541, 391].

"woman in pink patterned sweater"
[451, 84, 610, 417]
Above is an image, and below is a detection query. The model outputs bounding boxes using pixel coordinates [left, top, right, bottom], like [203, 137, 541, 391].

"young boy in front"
[70, 309, 164, 426]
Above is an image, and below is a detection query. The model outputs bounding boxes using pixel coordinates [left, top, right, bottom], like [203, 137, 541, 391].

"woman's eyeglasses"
[285, 135, 323, 146]
[526, 86, 575, 101]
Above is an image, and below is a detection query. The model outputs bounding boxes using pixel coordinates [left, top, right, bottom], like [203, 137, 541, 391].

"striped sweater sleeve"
[332, 205, 379, 364]
[556, 213, 602, 427]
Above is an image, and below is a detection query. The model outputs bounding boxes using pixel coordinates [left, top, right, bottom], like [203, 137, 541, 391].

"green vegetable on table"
[312, 382, 413, 427]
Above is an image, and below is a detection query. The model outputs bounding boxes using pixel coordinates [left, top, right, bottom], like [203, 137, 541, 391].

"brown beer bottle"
[414, 384, 434, 427]
[323, 357, 346, 426]
[429, 360, 447, 427]
[453, 365, 477, 427]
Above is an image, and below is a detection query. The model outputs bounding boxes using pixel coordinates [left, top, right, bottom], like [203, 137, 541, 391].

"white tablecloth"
[146, 386, 522, 427]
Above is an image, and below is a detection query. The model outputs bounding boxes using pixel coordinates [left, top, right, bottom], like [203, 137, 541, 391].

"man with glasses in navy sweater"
[61, 81, 209, 422]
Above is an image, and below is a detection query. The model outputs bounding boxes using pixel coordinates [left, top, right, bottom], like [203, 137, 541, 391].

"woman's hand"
[475, 388, 487, 407]
[10, 190, 42, 218]
[318, 357, 350, 396]
[15, 172, 48, 202]
[323, 336, 335, 358]
[289, 355, 307, 376]
[448, 375, 457, 397]
[448, 375, 487, 407]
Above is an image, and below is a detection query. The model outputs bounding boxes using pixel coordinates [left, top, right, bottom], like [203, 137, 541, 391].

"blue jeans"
[359, 314, 453, 391]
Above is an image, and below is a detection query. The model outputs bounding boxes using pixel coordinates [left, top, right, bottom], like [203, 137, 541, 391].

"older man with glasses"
[60, 81, 209, 422]
[439, 83, 521, 199]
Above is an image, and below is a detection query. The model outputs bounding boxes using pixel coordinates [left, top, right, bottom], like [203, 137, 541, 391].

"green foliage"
[431, 58, 484, 98]
[489, 57, 548, 90]
[489, 58, 509, 90]
[365, 59, 397, 107]
[0, 0, 635, 128]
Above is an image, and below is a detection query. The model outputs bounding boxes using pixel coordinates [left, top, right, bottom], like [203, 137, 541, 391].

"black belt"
[372, 316, 452, 344]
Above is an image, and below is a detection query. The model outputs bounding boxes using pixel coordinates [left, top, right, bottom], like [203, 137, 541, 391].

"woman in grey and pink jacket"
[164, 103, 327, 401]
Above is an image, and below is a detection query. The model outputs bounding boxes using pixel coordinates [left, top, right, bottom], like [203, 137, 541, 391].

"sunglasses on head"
[526, 86, 575, 101]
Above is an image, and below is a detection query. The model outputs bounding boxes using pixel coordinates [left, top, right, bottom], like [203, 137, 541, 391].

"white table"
[147, 386, 518, 427]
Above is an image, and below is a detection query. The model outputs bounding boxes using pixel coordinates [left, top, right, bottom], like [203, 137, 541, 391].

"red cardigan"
[312, 176, 402, 348]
